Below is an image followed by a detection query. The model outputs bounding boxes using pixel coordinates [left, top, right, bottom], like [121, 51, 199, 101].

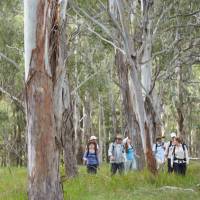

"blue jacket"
[83, 151, 99, 165]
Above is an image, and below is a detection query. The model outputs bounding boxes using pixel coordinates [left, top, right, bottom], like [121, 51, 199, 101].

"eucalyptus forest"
[0, 0, 200, 200]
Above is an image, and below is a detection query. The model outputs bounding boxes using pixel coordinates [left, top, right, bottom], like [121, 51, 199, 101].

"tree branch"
[0, 86, 24, 110]
[0, 52, 20, 70]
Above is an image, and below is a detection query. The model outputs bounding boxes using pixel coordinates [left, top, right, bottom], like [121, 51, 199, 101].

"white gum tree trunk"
[108, 0, 157, 173]
[140, 0, 163, 144]
[116, 50, 146, 169]
[83, 91, 92, 143]
[24, 0, 68, 199]
[98, 95, 103, 163]
[108, 62, 117, 135]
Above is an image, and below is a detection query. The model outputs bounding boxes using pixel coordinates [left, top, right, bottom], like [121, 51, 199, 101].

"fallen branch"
[189, 157, 200, 161]
[159, 186, 195, 192]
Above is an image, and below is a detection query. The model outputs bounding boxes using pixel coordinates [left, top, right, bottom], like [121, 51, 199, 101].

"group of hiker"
[154, 132, 189, 175]
[83, 132, 189, 176]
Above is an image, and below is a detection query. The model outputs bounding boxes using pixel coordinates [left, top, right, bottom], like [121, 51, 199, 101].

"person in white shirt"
[164, 132, 176, 173]
[153, 136, 165, 171]
[108, 134, 125, 175]
[171, 137, 189, 175]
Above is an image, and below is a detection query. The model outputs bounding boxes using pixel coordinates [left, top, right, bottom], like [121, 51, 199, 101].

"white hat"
[89, 135, 97, 140]
[170, 132, 176, 138]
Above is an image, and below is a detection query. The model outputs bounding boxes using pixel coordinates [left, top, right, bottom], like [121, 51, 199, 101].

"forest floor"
[0, 161, 200, 200]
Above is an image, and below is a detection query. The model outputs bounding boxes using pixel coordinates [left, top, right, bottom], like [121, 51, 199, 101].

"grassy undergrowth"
[0, 162, 200, 200]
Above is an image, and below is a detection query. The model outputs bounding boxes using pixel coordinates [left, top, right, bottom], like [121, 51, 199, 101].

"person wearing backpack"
[164, 132, 176, 173]
[123, 137, 138, 171]
[108, 134, 125, 175]
[153, 136, 165, 170]
[83, 140, 99, 174]
[171, 137, 189, 175]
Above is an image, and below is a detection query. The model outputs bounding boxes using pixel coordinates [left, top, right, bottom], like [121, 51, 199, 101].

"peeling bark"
[108, 0, 157, 173]
[24, 0, 69, 199]
[116, 50, 145, 169]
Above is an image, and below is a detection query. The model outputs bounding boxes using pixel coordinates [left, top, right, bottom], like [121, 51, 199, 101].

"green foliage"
[0, 0, 24, 93]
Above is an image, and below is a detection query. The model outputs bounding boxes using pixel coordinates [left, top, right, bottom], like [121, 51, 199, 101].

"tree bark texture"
[109, 0, 157, 173]
[108, 63, 117, 135]
[61, 106, 78, 178]
[115, 50, 145, 169]
[83, 91, 92, 143]
[24, 0, 69, 199]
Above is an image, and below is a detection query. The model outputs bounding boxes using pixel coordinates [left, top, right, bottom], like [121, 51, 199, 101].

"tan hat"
[89, 135, 97, 140]
[156, 136, 162, 140]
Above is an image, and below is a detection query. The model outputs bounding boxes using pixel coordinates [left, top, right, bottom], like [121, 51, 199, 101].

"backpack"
[86, 150, 99, 164]
[86, 143, 98, 162]
[155, 142, 165, 153]
[166, 140, 173, 156]
[112, 143, 125, 154]
[172, 143, 187, 161]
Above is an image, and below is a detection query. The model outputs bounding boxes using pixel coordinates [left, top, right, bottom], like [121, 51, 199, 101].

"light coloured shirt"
[108, 142, 125, 163]
[164, 141, 175, 159]
[153, 143, 165, 162]
[171, 144, 189, 166]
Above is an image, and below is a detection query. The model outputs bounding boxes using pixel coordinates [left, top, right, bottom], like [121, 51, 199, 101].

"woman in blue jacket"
[83, 141, 99, 174]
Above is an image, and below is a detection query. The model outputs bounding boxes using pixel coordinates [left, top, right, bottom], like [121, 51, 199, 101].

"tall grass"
[0, 167, 27, 200]
[0, 162, 200, 200]
[63, 162, 200, 200]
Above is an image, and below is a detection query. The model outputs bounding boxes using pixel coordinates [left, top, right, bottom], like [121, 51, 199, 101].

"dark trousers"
[111, 163, 124, 175]
[87, 164, 97, 174]
[167, 159, 173, 173]
[173, 162, 186, 175]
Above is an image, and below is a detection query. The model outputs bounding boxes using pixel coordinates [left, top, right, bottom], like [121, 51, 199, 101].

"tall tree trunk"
[109, 0, 157, 173]
[175, 63, 186, 141]
[73, 93, 82, 164]
[83, 91, 92, 143]
[98, 95, 104, 163]
[24, 1, 69, 199]
[61, 103, 78, 178]
[140, 0, 163, 144]
[116, 50, 145, 169]
[108, 63, 117, 134]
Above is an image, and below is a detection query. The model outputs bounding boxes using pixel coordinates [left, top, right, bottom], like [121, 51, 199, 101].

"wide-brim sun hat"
[89, 135, 97, 140]
[170, 132, 176, 138]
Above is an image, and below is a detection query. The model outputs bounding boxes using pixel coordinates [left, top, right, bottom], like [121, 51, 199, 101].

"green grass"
[0, 162, 200, 200]
[0, 167, 27, 200]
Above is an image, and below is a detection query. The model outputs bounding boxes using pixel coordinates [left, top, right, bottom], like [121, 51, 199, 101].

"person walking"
[171, 137, 189, 175]
[153, 136, 165, 171]
[164, 132, 176, 173]
[123, 137, 138, 172]
[108, 134, 125, 175]
[83, 140, 99, 174]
